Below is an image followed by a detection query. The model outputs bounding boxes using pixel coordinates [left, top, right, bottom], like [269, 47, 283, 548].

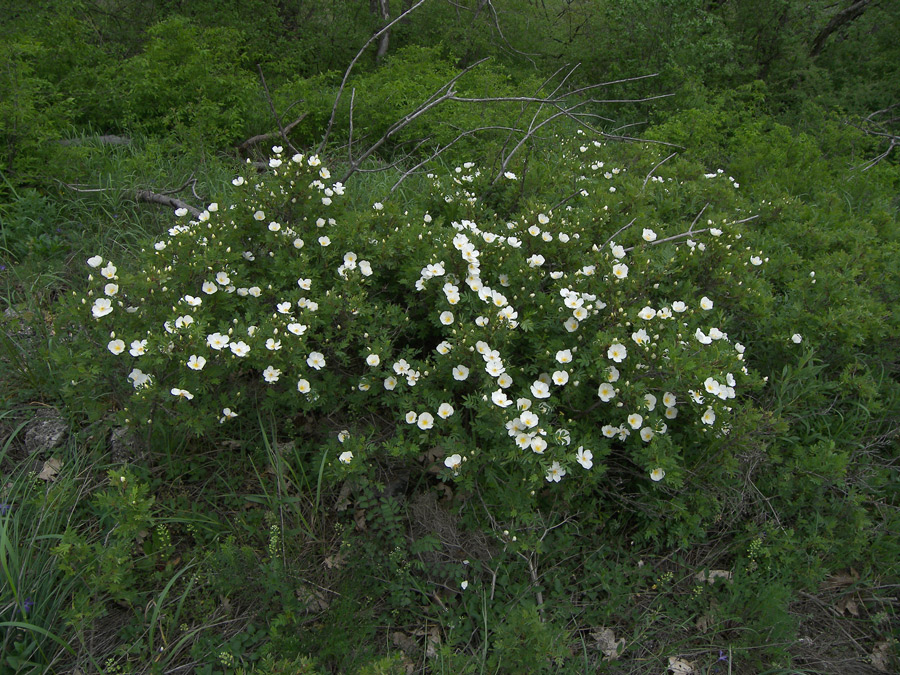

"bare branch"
[340, 57, 492, 183]
[54, 178, 202, 216]
[642, 151, 678, 190]
[235, 113, 307, 155]
[135, 190, 202, 216]
[389, 125, 525, 193]
[318, 0, 428, 154]
[256, 65, 299, 156]
[601, 218, 637, 250]
[348, 88, 356, 166]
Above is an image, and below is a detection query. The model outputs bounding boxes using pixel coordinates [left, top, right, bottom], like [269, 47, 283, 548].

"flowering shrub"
[72, 142, 772, 517]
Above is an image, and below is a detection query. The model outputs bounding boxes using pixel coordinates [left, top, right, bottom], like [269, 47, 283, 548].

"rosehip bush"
[68, 139, 777, 537]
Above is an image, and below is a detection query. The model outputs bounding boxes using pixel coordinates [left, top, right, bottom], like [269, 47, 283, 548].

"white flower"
[638, 306, 656, 320]
[297, 379, 311, 393]
[206, 332, 229, 350]
[642, 228, 657, 242]
[530, 380, 551, 399]
[672, 301, 686, 313]
[750, 255, 762, 266]
[383, 376, 397, 390]
[552, 370, 569, 386]
[128, 368, 150, 389]
[266, 338, 282, 351]
[607, 343, 627, 363]
[171, 387, 194, 400]
[87, 255, 103, 268]
[92, 298, 113, 318]
[564, 317, 579, 332]
[437, 403, 454, 419]
[527, 254, 545, 268]
[556, 349, 573, 364]
[232, 176, 245, 186]
[417, 412, 434, 430]
[187, 355, 207, 370]
[576, 446, 593, 469]
[129, 340, 147, 357]
[520, 411, 539, 428]
[644, 394, 657, 411]
[632, 328, 650, 346]
[253, 210, 265, 221]
[230, 341, 250, 357]
[444, 454, 462, 472]
[318, 236, 331, 247]
[640, 427, 654, 442]
[452, 365, 469, 381]
[268, 221, 281, 232]
[339, 451, 353, 464]
[100, 263, 117, 279]
[700, 296, 714, 310]
[104, 283, 118, 296]
[650, 468, 665, 482]
[663, 392, 677, 408]
[184, 294, 202, 307]
[439, 311, 454, 325]
[107, 339, 125, 355]
[701, 407, 716, 425]
[287, 323, 307, 336]
[307, 351, 326, 370]
[492, 390, 513, 407]
[531, 436, 547, 454]
[545, 461, 565, 482]
[601, 425, 617, 438]
[201, 281, 217, 295]
[791, 333, 802, 344]
[612, 263, 628, 279]
[221, 408, 238, 422]
[262, 366, 281, 383]
[460, 580, 469, 590]
[436, 341, 452, 355]
[503, 171, 517, 180]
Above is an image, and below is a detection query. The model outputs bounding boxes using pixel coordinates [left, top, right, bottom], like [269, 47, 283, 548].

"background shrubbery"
[1, 1, 898, 673]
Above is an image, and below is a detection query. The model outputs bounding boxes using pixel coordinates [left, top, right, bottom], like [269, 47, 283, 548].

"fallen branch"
[56, 135, 131, 147]
[236, 113, 307, 155]
[54, 178, 202, 216]
[135, 190, 202, 217]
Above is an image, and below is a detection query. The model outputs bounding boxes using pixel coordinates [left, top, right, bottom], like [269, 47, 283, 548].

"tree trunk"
[375, 0, 391, 62]
[810, 0, 874, 57]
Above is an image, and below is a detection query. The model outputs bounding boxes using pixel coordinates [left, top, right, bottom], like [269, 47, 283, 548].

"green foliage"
[2, 2, 900, 672]
[52, 470, 158, 627]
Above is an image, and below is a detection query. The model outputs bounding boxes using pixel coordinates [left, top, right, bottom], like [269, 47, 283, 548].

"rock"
[109, 426, 141, 463]
[24, 410, 68, 454]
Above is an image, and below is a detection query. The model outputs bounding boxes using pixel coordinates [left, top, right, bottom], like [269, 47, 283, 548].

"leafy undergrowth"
[2, 97, 898, 673]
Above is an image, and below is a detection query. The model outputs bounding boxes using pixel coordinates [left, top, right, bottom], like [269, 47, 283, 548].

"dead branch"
[255, 65, 301, 156]
[318, 0, 428, 154]
[54, 178, 202, 216]
[848, 104, 900, 171]
[235, 113, 307, 155]
[135, 190, 202, 217]
[56, 135, 131, 147]
[339, 57, 492, 183]
[389, 125, 525, 193]
[642, 151, 678, 190]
